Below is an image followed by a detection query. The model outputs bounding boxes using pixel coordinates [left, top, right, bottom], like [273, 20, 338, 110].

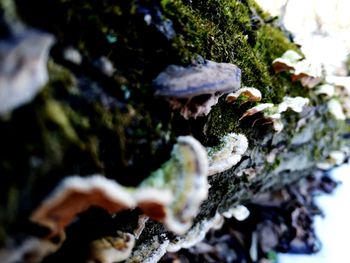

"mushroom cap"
[153, 60, 241, 98]
[207, 133, 248, 176]
[226, 87, 262, 103]
[30, 175, 136, 237]
[140, 135, 209, 234]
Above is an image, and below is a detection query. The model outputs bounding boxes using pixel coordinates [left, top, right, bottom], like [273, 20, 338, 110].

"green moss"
[14, 0, 304, 145]
[44, 100, 80, 143]
[162, 0, 273, 95]
[161, 1, 307, 104]
[0, 0, 17, 20]
[158, 0, 312, 143]
[203, 101, 244, 140]
[8, 0, 340, 185]
[254, 25, 298, 65]
[254, 25, 309, 100]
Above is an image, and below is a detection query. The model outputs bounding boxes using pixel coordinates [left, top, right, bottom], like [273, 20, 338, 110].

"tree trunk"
[0, 0, 348, 262]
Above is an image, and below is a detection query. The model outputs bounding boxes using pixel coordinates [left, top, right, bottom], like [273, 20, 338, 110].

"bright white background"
[278, 164, 350, 263]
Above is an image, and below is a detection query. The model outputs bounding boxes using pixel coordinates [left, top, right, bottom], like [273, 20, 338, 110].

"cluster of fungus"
[1, 0, 349, 261]
[239, 96, 309, 132]
[140, 204, 251, 260]
[223, 78, 309, 133]
[14, 136, 209, 262]
[19, 129, 254, 262]
[273, 50, 350, 121]
[1, 53, 258, 261]
[272, 50, 350, 173]
[163, 203, 251, 256]
[7, 44, 346, 261]
[26, 48, 340, 261]
[272, 50, 322, 88]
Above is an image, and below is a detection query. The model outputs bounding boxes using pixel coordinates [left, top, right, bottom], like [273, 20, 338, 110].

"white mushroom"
[206, 133, 249, 176]
[272, 50, 303, 73]
[141, 135, 209, 235]
[272, 50, 323, 88]
[166, 212, 224, 253]
[222, 205, 250, 221]
[315, 84, 335, 97]
[240, 97, 309, 132]
[328, 99, 346, 120]
[239, 103, 275, 120]
[291, 60, 323, 88]
[277, 96, 309, 113]
[226, 87, 262, 103]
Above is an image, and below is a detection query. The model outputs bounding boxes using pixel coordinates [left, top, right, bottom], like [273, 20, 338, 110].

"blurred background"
[257, 0, 350, 75]
[255, 0, 350, 262]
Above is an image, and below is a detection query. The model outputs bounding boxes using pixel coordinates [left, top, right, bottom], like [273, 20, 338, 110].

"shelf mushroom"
[153, 60, 241, 119]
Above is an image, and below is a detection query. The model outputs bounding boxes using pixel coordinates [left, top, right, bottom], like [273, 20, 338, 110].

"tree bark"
[0, 0, 347, 262]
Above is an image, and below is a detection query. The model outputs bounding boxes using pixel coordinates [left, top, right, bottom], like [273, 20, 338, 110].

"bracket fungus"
[88, 232, 135, 263]
[277, 96, 310, 113]
[226, 87, 262, 103]
[315, 84, 335, 98]
[30, 175, 136, 237]
[166, 204, 250, 254]
[140, 135, 209, 234]
[240, 103, 283, 131]
[30, 136, 209, 241]
[239, 103, 274, 120]
[240, 97, 309, 132]
[153, 60, 241, 119]
[166, 212, 224, 253]
[323, 76, 350, 118]
[291, 60, 323, 88]
[0, 28, 54, 115]
[272, 50, 303, 73]
[272, 50, 322, 88]
[63, 46, 82, 65]
[206, 133, 249, 176]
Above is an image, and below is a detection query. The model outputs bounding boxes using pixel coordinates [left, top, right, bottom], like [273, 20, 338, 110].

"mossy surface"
[0, 0, 348, 259]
